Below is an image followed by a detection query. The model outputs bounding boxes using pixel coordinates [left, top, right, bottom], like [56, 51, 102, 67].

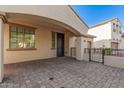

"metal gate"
[85, 48, 104, 63]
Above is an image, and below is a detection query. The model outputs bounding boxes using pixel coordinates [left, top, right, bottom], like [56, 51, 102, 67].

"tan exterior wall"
[69, 36, 93, 48]
[68, 35, 93, 57]
[93, 39, 111, 48]
[4, 23, 73, 64]
[104, 56, 124, 69]
[119, 38, 124, 49]
[83, 37, 93, 48]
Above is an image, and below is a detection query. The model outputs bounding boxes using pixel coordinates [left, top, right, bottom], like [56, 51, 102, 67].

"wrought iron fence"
[84, 48, 124, 64]
[84, 48, 124, 57]
[105, 49, 124, 57]
[84, 48, 104, 54]
[84, 48, 104, 63]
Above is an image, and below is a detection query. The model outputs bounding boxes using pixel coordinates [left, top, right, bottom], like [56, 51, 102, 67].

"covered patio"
[0, 5, 95, 82]
[1, 57, 124, 88]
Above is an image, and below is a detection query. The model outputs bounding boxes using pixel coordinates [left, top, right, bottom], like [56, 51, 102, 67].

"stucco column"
[75, 36, 85, 61]
[0, 18, 4, 83]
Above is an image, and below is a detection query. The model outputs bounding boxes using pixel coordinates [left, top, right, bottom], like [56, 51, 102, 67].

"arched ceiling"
[0, 5, 88, 35]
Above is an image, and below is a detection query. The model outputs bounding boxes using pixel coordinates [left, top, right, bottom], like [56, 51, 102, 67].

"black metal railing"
[105, 49, 124, 57]
[84, 48, 124, 57]
[84, 48, 103, 54]
[84, 48, 124, 64]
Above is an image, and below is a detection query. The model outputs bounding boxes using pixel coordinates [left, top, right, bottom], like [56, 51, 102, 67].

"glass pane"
[11, 31, 17, 38]
[10, 42, 18, 48]
[10, 26, 16, 32]
[10, 26, 18, 48]
[9, 25, 35, 48]
[24, 29, 35, 48]
[52, 32, 55, 48]
[17, 27, 24, 48]
[10, 38, 17, 43]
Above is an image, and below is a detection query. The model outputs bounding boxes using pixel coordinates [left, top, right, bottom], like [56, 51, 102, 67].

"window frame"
[51, 31, 56, 49]
[8, 23, 36, 51]
[113, 23, 117, 31]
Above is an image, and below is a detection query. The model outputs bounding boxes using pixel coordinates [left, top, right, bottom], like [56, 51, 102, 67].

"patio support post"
[76, 36, 85, 61]
[0, 18, 4, 83]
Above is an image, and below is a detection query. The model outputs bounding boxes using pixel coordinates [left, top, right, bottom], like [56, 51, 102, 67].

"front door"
[57, 33, 64, 57]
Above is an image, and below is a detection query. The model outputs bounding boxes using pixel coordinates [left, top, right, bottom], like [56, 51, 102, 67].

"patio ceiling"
[6, 13, 66, 31]
[6, 13, 80, 35]
[0, 6, 89, 36]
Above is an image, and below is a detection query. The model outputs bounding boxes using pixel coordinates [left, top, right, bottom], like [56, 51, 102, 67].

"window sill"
[6, 48, 37, 51]
[51, 48, 56, 50]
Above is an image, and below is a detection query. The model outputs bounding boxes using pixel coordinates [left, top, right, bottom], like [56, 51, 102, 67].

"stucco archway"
[0, 5, 88, 35]
[6, 13, 81, 35]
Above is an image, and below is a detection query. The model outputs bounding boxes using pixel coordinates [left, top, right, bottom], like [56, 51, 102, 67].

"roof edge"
[90, 18, 121, 29]
[77, 34, 96, 38]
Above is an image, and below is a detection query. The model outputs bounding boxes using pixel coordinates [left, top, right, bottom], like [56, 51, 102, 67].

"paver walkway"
[0, 57, 124, 88]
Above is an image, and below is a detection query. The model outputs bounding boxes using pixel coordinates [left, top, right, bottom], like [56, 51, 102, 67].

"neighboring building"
[119, 33, 124, 49]
[0, 5, 95, 82]
[88, 18, 122, 49]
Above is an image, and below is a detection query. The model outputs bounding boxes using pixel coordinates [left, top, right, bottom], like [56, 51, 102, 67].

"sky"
[72, 5, 124, 30]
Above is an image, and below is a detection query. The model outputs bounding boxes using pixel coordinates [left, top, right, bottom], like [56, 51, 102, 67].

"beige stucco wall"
[4, 23, 73, 64]
[119, 37, 124, 49]
[69, 36, 93, 48]
[68, 35, 94, 57]
[84, 37, 93, 48]
[93, 39, 111, 48]
[104, 56, 124, 69]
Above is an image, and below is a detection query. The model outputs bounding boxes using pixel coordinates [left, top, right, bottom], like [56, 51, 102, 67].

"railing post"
[89, 48, 91, 62]
[102, 49, 105, 64]
[70, 48, 72, 57]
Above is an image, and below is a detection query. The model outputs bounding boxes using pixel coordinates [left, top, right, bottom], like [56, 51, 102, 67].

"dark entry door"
[57, 33, 64, 57]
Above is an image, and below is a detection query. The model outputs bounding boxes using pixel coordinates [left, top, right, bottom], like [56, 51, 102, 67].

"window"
[51, 32, 56, 49]
[119, 26, 121, 29]
[113, 23, 116, 29]
[116, 25, 119, 30]
[113, 29, 116, 32]
[119, 26, 122, 33]
[116, 25, 118, 27]
[9, 25, 35, 49]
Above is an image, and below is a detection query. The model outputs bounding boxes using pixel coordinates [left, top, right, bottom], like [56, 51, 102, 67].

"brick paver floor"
[1, 57, 124, 88]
